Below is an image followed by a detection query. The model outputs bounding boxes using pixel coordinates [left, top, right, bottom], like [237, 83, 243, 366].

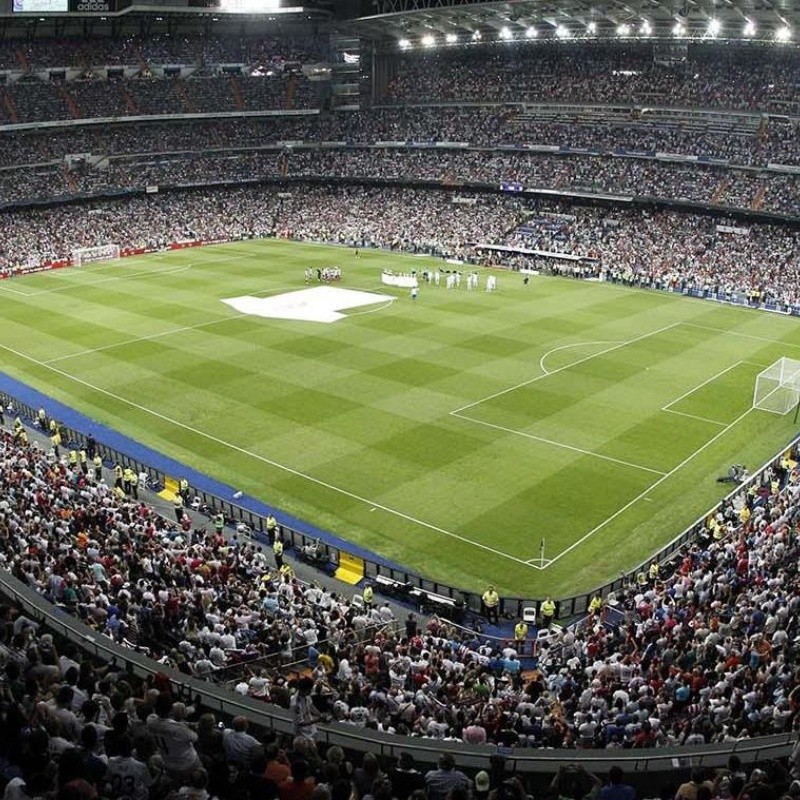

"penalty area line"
[540, 404, 755, 570]
[451, 412, 667, 476]
[0, 342, 533, 571]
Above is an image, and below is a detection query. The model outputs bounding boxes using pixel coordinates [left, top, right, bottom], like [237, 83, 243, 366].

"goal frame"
[752, 357, 800, 416]
[71, 244, 121, 267]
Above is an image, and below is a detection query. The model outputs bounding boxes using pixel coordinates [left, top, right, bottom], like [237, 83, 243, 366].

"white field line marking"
[0, 342, 533, 570]
[539, 341, 621, 376]
[0, 262, 192, 299]
[451, 413, 667, 475]
[0, 282, 34, 297]
[662, 408, 728, 427]
[525, 558, 553, 569]
[451, 322, 682, 415]
[662, 361, 745, 412]
[42, 313, 245, 365]
[542, 405, 755, 569]
[682, 322, 800, 351]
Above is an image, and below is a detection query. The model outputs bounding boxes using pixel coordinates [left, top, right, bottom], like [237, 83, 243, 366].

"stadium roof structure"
[346, 0, 800, 47]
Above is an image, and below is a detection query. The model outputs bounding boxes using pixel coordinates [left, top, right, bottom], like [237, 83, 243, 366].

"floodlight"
[616, 23, 631, 36]
[472, 29, 482, 40]
[421, 33, 436, 47]
[587, 21, 597, 34]
[525, 26, 537, 38]
[707, 18, 721, 36]
[640, 20, 652, 35]
[399, 38, 412, 49]
[445, 32, 458, 43]
[555, 24, 570, 38]
[776, 25, 792, 41]
[499, 26, 513, 39]
[743, 20, 756, 36]
[672, 21, 685, 35]
[218, 0, 280, 11]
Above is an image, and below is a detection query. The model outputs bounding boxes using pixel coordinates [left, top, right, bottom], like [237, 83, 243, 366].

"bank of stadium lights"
[421, 33, 436, 47]
[525, 26, 538, 39]
[445, 33, 458, 44]
[640, 20, 652, 36]
[555, 24, 570, 39]
[743, 20, 756, 37]
[587, 21, 597, 35]
[707, 18, 721, 37]
[776, 25, 792, 41]
[499, 26, 513, 40]
[399, 38, 412, 49]
[616, 23, 631, 36]
[471, 30, 482, 41]
[672, 21, 685, 36]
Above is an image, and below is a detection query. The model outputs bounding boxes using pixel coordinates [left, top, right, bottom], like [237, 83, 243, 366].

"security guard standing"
[213, 512, 225, 536]
[363, 583, 374, 609]
[588, 594, 603, 616]
[648, 561, 660, 584]
[173, 494, 184, 523]
[68, 448, 78, 470]
[179, 477, 190, 503]
[51, 428, 62, 457]
[79, 448, 88, 475]
[130, 470, 139, 500]
[123, 466, 133, 495]
[37, 407, 47, 430]
[93, 454, 103, 482]
[482, 585, 500, 625]
[266, 514, 278, 543]
[13, 417, 23, 441]
[514, 619, 528, 654]
[273, 537, 284, 569]
[540, 596, 556, 627]
[113, 464, 123, 490]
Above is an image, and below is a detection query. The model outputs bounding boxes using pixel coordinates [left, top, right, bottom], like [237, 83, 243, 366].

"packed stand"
[0, 33, 331, 71]
[3, 144, 800, 219]
[2, 401, 800, 756]
[383, 44, 800, 114]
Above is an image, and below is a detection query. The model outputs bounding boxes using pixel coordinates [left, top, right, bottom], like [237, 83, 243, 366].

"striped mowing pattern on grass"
[1, 240, 799, 596]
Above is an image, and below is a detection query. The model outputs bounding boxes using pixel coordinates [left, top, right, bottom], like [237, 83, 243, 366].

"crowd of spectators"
[1, 394, 800, 763]
[2, 107, 800, 166]
[3, 144, 800, 219]
[383, 45, 800, 114]
[0, 73, 320, 126]
[0, 33, 331, 71]
[2, 182, 800, 307]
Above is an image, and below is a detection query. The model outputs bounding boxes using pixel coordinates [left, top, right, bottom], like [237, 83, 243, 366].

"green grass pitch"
[1, 239, 799, 598]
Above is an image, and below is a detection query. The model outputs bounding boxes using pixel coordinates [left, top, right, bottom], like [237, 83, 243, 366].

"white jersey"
[106, 756, 154, 800]
[146, 715, 200, 772]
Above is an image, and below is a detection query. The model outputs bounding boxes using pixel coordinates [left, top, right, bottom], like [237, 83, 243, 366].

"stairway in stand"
[173, 79, 197, 113]
[120, 83, 138, 115]
[1, 89, 20, 124]
[711, 178, 731, 205]
[229, 75, 245, 111]
[751, 183, 767, 211]
[58, 85, 82, 119]
[285, 75, 296, 110]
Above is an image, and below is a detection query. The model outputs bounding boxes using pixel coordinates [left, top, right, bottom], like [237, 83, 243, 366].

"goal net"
[753, 357, 800, 415]
[71, 244, 121, 267]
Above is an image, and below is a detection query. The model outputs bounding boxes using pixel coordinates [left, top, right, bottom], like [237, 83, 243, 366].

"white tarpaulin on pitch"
[222, 285, 393, 323]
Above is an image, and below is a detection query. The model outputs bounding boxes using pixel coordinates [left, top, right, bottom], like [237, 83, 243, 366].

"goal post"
[753, 357, 800, 415]
[71, 244, 121, 267]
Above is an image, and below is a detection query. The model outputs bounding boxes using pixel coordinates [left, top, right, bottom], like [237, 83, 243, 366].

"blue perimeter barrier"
[0, 371, 409, 575]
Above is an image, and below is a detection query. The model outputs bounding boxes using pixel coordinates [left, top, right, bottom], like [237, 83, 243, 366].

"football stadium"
[1, 0, 800, 794]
